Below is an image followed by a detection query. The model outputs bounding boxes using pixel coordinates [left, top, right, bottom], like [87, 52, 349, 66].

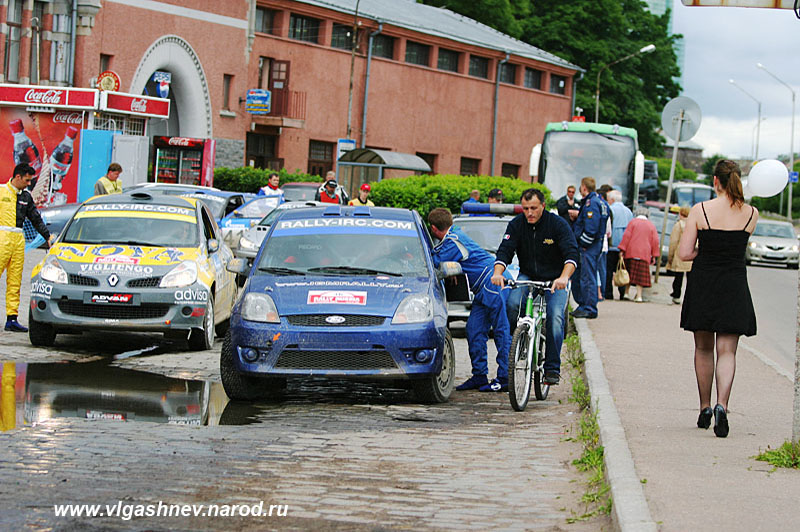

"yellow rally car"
[28, 191, 237, 350]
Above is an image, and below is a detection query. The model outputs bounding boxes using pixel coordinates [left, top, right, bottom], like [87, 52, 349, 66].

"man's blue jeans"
[506, 272, 569, 375]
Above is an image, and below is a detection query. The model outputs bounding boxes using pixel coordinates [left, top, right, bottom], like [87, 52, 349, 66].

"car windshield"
[63, 206, 199, 247]
[257, 232, 428, 277]
[282, 184, 318, 202]
[236, 197, 280, 218]
[181, 194, 226, 218]
[455, 220, 505, 253]
[673, 187, 713, 207]
[753, 222, 795, 239]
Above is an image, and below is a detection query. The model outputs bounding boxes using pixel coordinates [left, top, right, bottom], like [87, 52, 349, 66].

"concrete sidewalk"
[576, 275, 799, 532]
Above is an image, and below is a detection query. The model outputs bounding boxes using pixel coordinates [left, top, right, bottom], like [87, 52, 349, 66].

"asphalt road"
[741, 262, 798, 376]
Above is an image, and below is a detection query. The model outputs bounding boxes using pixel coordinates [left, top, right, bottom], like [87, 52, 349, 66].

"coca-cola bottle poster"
[1, 108, 83, 207]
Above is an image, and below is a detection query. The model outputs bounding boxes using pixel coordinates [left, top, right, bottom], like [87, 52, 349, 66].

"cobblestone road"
[0, 250, 610, 531]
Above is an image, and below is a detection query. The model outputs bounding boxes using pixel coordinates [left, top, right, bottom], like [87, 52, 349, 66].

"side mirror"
[207, 238, 220, 253]
[436, 261, 463, 281]
[226, 258, 248, 275]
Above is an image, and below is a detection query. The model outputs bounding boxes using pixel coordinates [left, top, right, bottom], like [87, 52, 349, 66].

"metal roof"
[295, 0, 583, 72]
[338, 148, 432, 172]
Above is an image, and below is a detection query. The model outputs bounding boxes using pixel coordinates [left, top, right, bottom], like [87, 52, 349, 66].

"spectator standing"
[667, 206, 693, 304]
[571, 177, 609, 319]
[1, 164, 52, 332]
[606, 189, 633, 300]
[258, 172, 284, 202]
[93, 163, 123, 195]
[487, 188, 504, 204]
[556, 185, 580, 227]
[429, 208, 512, 392]
[491, 188, 579, 386]
[618, 207, 659, 302]
[348, 183, 374, 206]
[679, 160, 757, 438]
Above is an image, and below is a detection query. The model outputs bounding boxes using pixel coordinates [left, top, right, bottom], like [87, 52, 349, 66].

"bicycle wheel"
[532, 324, 550, 400]
[508, 322, 534, 411]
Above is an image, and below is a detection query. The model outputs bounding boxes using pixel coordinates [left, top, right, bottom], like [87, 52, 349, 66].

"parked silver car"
[746, 220, 799, 269]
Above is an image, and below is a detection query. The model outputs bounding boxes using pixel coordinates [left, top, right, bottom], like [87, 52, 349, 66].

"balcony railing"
[269, 89, 306, 120]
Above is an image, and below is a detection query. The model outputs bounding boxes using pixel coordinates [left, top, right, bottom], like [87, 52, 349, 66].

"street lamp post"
[757, 62, 796, 221]
[594, 44, 655, 123]
[729, 79, 762, 161]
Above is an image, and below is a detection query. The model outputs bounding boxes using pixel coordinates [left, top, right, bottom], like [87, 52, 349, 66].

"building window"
[499, 63, 516, 84]
[94, 113, 145, 136]
[469, 55, 489, 79]
[416, 152, 437, 174]
[4, 0, 23, 82]
[222, 74, 233, 110]
[371, 34, 394, 59]
[289, 14, 320, 43]
[331, 23, 357, 50]
[258, 57, 270, 89]
[501, 163, 520, 178]
[550, 74, 567, 95]
[405, 41, 430, 67]
[308, 140, 334, 176]
[524, 67, 542, 90]
[247, 133, 281, 169]
[255, 7, 275, 34]
[460, 157, 480, 176]
[437, 48, 459, 73]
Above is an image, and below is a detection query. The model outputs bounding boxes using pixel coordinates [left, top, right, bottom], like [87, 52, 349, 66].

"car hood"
[750, 235, 797, 248]
[42, 243, 201, 277]
[247, 274, 431, 317]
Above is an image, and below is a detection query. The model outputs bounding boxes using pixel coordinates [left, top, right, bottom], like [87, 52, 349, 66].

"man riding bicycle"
[491, 188, 579, 386]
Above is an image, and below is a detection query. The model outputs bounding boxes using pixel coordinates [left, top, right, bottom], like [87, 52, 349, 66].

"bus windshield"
[542, 131, 636, 202]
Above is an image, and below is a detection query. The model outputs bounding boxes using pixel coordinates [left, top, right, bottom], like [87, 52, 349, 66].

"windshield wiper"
[307, 266, 402, 277]
[257, 266, 307, 276]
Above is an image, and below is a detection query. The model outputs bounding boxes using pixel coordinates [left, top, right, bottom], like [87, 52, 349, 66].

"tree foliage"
[420, 0, 682, 155]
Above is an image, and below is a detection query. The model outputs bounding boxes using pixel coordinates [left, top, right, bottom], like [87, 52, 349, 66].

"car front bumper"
[229, 313, 446, 379]
[746, 247, 799, 266]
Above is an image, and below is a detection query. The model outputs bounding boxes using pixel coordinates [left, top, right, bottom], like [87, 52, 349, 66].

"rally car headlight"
[392, 294, 433, 324]
[160, 261, 198, 288]
[40, 257, 68, 284]
[241, 293, 280, 323]
[239, 234, 259, 251]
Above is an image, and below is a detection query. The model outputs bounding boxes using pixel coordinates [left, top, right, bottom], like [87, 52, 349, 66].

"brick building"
[1, 0, 582, 190]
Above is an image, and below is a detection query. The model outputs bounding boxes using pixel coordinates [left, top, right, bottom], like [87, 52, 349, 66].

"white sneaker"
[672, 297, 681, 305]
[634, 296, 643, 303]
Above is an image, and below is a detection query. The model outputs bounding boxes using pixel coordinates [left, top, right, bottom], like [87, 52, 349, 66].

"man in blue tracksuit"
[571, 177, 609, 319]
[429, 208, 511, 392]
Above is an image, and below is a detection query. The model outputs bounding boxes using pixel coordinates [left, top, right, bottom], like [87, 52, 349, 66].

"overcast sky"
[671, 1, 800, 161]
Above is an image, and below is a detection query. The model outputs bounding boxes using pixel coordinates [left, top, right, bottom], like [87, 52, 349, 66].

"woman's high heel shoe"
[697, 407, 713, 429]
[713, 404, 729, 438]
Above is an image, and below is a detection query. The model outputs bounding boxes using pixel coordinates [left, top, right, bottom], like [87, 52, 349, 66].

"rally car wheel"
[220, 331, 285, 401]
[188, 298, 215, 351]
[412, 330, 455, 404]
[28, 309, 56, 347]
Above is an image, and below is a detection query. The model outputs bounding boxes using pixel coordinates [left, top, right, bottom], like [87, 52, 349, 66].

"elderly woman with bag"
[618, 207, 659, 302]
[667, 206, 693, 304]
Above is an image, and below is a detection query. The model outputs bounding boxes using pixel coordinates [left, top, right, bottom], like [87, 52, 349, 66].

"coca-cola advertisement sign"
[25, 89, 64, 105]
[1, 108, 83, 207]
[153, 136, 204, 149]
[0, 84, 97, 109]
[102, 92, 169, 118]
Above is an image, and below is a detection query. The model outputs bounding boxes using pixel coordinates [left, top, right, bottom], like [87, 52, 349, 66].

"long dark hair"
[714, 159, 744, 207]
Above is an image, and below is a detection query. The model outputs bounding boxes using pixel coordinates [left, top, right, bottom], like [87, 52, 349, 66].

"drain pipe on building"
[490, 52, 509, 176]
[360, 22, 383, 148]
[571, 70, 585, 119]
[68, 0, 78, 86]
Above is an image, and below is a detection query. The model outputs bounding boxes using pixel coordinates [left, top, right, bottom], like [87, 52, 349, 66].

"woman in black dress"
[678, 160, 758, 438]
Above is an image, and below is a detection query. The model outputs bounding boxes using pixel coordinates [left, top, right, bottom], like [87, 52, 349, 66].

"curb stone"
[573, 318, 657, 532]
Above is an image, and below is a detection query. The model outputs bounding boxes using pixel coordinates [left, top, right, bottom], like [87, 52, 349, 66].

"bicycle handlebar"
[505, 279, 553, 289]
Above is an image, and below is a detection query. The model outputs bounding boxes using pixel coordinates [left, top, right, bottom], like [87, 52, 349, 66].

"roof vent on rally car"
[352, 205, 371, 216]
[322, 205, 342, 216]
[129, 192, 153, 201]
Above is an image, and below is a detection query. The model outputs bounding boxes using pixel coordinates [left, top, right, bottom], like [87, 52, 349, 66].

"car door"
[200, 205, 235, 320]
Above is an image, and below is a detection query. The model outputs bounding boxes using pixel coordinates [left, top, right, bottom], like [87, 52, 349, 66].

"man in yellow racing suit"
[1, 164, 51, 332]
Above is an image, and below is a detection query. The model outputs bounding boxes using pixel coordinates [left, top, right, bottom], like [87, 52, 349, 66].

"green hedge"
[213, 167, 322, 193]
[646, 156, 698, 182]
[369, 174, 550, 222]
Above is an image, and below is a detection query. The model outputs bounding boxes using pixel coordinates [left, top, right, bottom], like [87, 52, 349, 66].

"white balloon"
[747, 159, 789, 197]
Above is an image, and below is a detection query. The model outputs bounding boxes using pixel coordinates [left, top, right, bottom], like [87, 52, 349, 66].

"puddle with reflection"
[0, 361, 423, 433]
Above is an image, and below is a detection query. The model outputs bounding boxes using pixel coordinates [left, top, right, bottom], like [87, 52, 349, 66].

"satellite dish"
[661, 96, 702, 141]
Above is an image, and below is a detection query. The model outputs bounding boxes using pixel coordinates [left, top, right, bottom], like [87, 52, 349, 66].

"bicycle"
[506, 279, 552, 411]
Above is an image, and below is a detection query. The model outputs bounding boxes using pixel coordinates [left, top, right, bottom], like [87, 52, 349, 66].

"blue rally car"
[222, 205, 457, 403]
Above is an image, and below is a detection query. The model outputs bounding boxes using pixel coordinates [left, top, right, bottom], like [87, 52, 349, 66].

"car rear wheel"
[28, 309, 56, 347]
[220, 331, 285, 401]
[412, 330, 455, 404]
[188, 298, 214, 351]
